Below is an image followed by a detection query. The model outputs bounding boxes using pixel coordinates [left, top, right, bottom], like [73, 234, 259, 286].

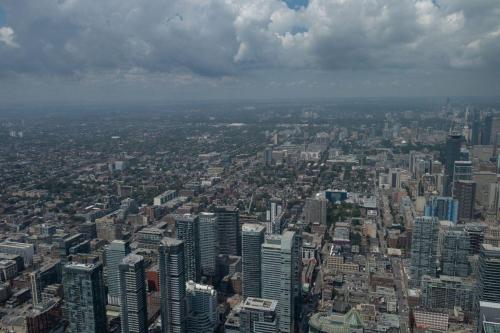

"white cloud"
[0, 27, 19, 48]
[1, 0, 500, 78]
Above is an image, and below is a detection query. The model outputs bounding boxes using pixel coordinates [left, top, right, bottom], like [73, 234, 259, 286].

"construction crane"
[246, 193, 254, 214]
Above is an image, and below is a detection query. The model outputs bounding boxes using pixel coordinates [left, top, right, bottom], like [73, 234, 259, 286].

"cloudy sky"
[1, 0, 500, 104]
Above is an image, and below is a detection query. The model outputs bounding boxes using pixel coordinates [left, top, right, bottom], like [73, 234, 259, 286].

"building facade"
[175, 214, 200, 282]
[424, 196, 458, 224]
[0, 241, 35, 266]
[119, 254, 148, 333]
[239, 297, 279, 333]
[105, 240, 131, 306]
[478, 244, 500, 303]
[242, 224, 266, 299]
[186, 281, 218, 333]
[215, 206, 240, 256]
[198, 213, 218, 277]
[478, 301, 500, 333]
[420, 275, 476, 313]
[261, 231, 301, 333]
[304, 196, 327, 225]
[455, 180, 476, 221]
[440, 230, 470, 277]
[62, 262, 107, 333]
[159, 238, 187, 333]
[452, 160, 473, 196]
[410, 216, 439, 286]
[444, 133, 463, 196]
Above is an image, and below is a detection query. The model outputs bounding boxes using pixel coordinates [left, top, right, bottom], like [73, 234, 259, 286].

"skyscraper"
[455, 180, 476, 221]
[424, 196, 459, 224]
[266, 200, 284, 235]
[440, 230, 470, 277]
[136, 227, 164, 250]
[175, 214, 201, 282]
[198, 212, 218, 277]
[493, 132, 500, 159]
[186, 281, 218, 333]
[478, 244, 500, 303]
[464, 223, 486, 254]
[119, 254, 148, 333]
[268, 200, 283, 224]
[489, 183, 500, 219]
[420, 275, 475, 313]
[478, 301, 500, 333]
[444, 133, 463, 196]
[30, 260, 62, 306]
[490, 115, 500, 146]
[242, 223, 266, 299]
[62, 262, 107, 333]
[105, 240, 131, 306]
[215, 206, 240, 256]
[261, 231, 301, 333]
[264, 147, 273, 166]
[481, 115, 493, 145]
[239, 297, 279, 333]
[410, 216, 439, 286]
[389, 168, 402, 190]
[159, 238, 187, 333]
[304, 196, 327, 225]
[452, 160, 473, 196]
[471, 109, 481, 145]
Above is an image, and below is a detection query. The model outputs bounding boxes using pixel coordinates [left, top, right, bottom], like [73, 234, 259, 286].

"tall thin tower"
[199, 212, 218, 278]
[410, 216, 439, 286]
[478, 244, 500, 303]
[63, 262, 107, 333]
[215, 206, 240, 256]
[159, 238, 187, 333]
[444, 133, 463, 196]
[242, 223, 266, 298]
[105, 240, 131, 306]
[261, 230, 301, 333]
[175, 214, 201, 282]
[119, 254, 148, 333]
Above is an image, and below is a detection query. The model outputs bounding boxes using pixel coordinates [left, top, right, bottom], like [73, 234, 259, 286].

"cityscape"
[1, 0, 500, 332]
[0, 98, 499, 332]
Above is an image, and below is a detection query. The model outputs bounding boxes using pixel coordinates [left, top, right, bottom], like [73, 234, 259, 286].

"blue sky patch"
[291, 26, 308, 35]
[432, 0, 441, 9]
[284, 0, 309, 10]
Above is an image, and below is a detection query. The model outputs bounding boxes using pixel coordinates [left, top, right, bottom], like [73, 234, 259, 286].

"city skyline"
[0, 99, 499, 332]
[1, 1, 500, 332]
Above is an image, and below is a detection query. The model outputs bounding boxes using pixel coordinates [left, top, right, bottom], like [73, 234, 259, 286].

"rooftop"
[0, 241, 34, 249]
[480, 301, 500, 309]
[64, 262, 100, 271]
[200, 212, 215, 217]
[242, 297, 277, 311]
[174, 213, 198, 221]
[122, 254, 144, 265]
[186, 280, 216, 295]
[242, 223, 266, 233]
[160, 237, 183, 247]
[482, 244, 500, 252]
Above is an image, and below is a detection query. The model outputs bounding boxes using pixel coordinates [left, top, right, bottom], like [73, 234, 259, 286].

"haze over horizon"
[1, 0, 500, 105]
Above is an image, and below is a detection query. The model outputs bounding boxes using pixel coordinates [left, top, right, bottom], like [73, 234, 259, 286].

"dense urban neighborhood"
[0, 98, 499, 333]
